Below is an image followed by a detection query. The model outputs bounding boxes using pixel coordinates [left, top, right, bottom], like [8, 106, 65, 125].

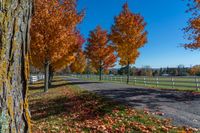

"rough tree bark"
[0, 0, 32, 132]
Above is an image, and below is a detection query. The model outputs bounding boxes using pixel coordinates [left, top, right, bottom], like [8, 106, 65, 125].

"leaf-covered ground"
[28, 78, 197, 133]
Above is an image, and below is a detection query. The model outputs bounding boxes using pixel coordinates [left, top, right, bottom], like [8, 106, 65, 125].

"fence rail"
[30, 75, 44, 84]
[70, 74, 200, 91]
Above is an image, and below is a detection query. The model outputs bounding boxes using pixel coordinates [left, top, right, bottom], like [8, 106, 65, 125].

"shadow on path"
[92, 88, 200, 110]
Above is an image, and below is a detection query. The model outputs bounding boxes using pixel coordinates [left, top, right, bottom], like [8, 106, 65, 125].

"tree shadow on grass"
[29, 77, 119, 121]
[29, 91, 119, 122]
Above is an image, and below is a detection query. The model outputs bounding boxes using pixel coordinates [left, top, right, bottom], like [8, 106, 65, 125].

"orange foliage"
[85, 26, 116, 72]
[85, 60, 98, 74]
[70, 51, 86, 73]
[30, 0, 84, 72]
[52, 32, 85, 72]
[110, 3, 147, 66]
[184, 0, 200, 49]
[190, 65, 200, 75]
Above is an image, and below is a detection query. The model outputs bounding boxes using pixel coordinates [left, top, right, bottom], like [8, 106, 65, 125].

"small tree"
[85, 26, 116, 80]
[110, 3, 147, 84]
[30, 0, 83, 92]
[190, 65, 200, 76]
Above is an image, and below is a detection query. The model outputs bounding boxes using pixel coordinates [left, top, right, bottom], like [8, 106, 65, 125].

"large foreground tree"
[110, 3, 147, 84]
[184, 0, 200, 49]
[0, 0, 32, 132]
[30, 0, 84, 92]
[85, 26, 116, 80]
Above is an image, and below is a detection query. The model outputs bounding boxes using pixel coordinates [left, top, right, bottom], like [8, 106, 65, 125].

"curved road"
[66, 78, 200, 128]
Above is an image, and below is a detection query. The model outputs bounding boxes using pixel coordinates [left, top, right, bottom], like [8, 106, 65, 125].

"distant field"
[70, 74, 200, 92]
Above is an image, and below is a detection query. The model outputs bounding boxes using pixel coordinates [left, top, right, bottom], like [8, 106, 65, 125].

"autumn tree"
[30, 0, 84, 92]
[70, 51, 86, 74]
[85, 26, 116, 80]
[189, 65, 200, 75]
[110, 3, 147, 84]
[184, 0, 200, 49]
[84, 59, 98, 75]
[0, 0, 32, 132]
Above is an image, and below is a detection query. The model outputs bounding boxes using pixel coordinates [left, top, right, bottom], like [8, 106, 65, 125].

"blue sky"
[77, 0, 200, 68]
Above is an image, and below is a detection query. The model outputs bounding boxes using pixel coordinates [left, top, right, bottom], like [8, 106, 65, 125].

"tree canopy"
[184, 0, 200, 49]
[110, 3, 147, 67]
[85, 26, 116, 80]
[30, 0, 84, 72]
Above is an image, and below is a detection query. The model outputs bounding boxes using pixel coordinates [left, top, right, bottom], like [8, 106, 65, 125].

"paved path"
[66, 78, 200, 128]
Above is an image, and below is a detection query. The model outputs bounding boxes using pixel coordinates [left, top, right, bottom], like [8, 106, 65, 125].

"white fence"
[30, 75, 44, 84]
[71, 74, 200, 91]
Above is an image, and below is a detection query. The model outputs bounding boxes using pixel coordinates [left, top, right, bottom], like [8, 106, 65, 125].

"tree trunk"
[99, 60, 102, 81]
[48, 65, 53, 86]
[99, 66, 102, 81]
[127, 62, 130, 84]
[44, 61, 50, 92]
[0, 0, 33, 132]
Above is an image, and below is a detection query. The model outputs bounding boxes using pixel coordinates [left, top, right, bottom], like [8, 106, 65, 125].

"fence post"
[195, 77, 199, 91]
[171, 77, 175, 88]
[144, 77, 146, 86]
[156, 77, 159, 87]
[134, 77, 136, 85]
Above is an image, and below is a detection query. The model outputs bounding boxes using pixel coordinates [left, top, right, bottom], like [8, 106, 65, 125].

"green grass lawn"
[71, 75, 200, 92]
[29, 78, 197, 133]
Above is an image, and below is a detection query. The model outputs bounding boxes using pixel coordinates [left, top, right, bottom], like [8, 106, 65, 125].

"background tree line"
[31, 64, 200, 77]
[110, 65, 200, 76]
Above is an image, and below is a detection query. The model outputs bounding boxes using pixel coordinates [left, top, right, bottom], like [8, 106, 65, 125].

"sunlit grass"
[69, 75, 200, 92]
